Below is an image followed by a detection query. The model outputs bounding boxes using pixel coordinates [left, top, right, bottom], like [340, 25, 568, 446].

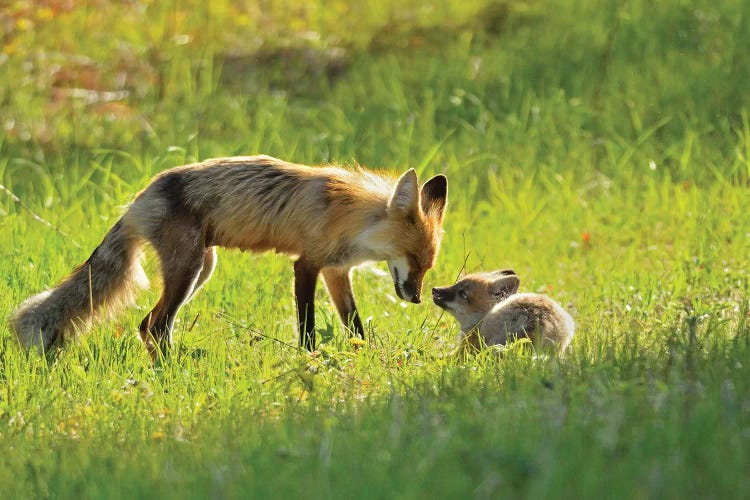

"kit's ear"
[488, 270, 520, 301]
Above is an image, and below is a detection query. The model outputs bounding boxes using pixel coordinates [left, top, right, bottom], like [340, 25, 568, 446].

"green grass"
[2, 0, 750, 497]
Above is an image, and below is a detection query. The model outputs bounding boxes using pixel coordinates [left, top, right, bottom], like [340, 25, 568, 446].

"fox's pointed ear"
[421, 174, 447, 221]
[389, 168, 420, 217]
[488, 270, 520, 301]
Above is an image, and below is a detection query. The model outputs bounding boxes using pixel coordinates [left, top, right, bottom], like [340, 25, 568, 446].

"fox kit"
[431, 270, 574, 353]
[11, 155, 448, 356]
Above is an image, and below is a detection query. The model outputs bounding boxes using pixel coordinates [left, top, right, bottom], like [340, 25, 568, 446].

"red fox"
[11, 155, 448, 356]
[431, 270, 574, 353]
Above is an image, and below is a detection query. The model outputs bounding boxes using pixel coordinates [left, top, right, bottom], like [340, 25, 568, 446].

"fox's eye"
[458, 290, 469, 300]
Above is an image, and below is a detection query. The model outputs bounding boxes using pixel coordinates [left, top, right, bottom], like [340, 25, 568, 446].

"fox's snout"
[404, 280, 422, 304]
[431, 286, 454, 307]
[395, 281, 422, 304]
[389, 258, 426, 304]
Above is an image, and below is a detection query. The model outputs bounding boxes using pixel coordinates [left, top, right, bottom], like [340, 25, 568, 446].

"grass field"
[2, 0, 750, 497]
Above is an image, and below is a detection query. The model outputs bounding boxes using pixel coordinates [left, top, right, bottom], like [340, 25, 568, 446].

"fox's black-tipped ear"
[488, 271, 520, 301]
[421, 174, 447, 221]
[389, 168, 420, 217]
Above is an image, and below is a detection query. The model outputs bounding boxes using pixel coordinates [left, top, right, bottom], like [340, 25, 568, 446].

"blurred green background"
[2, 1, 750, 498]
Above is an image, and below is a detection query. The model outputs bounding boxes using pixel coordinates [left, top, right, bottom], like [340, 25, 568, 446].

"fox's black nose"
[432, 287, 452, 306]
[411, 295, 421, 304]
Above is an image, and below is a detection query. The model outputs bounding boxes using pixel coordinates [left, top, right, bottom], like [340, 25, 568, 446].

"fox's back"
[481, 293, 574, 350]
[183, 156, 329, 253]
[130, 155, 395, 261]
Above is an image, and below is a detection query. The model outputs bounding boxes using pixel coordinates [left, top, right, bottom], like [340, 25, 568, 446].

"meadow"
[1, 0, 750, 497]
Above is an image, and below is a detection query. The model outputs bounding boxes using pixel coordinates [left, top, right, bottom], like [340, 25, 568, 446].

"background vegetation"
[1, 0, 749, 497]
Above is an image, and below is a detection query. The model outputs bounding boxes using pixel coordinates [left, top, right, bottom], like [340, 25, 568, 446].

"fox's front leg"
[294, 258, 320, 351]
[322, 266, 365, 339]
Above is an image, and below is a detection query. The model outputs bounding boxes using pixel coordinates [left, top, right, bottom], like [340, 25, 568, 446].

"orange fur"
[12, 155, 448, 355]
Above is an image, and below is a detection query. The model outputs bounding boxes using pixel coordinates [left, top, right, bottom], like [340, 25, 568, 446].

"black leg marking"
[295, 259, 320, 351]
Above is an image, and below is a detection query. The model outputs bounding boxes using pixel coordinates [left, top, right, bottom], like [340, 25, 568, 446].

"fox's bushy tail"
[10, 218, 148, 352]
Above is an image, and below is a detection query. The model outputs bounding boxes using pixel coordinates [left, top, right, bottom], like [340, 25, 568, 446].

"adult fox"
[11, 155, 448, 356]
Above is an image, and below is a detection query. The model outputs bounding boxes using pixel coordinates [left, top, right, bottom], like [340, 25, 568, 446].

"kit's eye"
[458, 290, 469, 300]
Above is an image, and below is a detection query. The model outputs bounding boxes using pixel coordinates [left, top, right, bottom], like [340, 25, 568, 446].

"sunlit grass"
[1, 0, 750, 498]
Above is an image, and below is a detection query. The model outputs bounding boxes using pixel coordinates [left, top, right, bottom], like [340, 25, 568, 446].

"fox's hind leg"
[140, 221, 205, 358]
[322, 266, 365, 340]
